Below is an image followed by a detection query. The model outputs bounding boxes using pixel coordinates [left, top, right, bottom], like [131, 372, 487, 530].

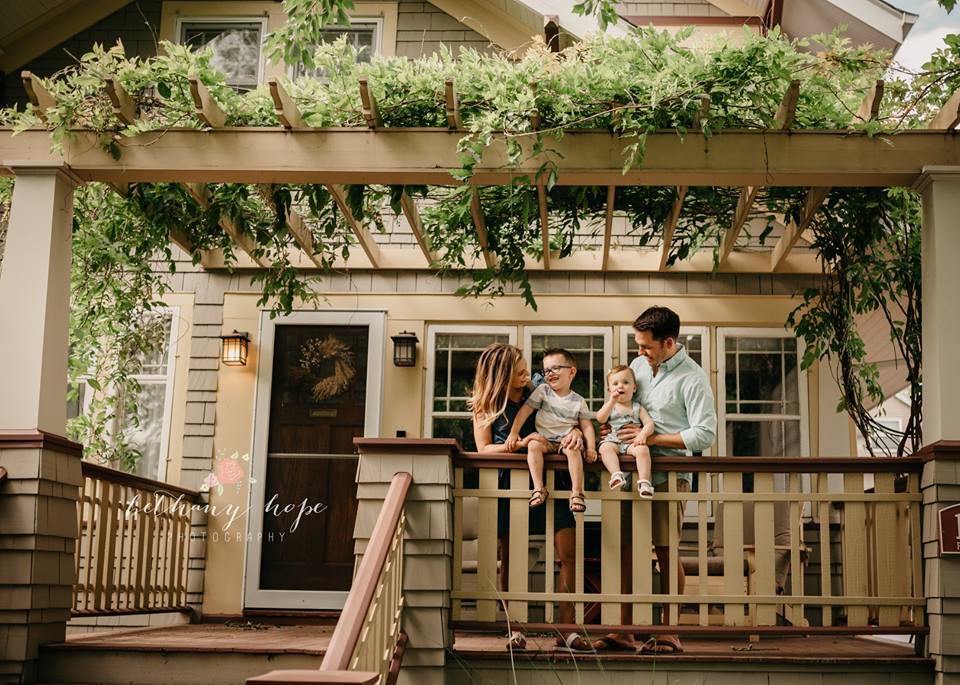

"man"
[595, 305, 716, 654]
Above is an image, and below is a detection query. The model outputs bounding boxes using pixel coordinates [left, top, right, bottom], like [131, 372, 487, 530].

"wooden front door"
[245, 312, 384, 609]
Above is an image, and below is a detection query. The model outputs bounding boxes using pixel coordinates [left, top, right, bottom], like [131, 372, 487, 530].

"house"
[1, 2, 958, 685]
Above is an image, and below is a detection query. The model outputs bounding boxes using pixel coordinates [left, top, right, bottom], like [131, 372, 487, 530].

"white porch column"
[914, 166, 960, 685]
[0, 161, 81, 684]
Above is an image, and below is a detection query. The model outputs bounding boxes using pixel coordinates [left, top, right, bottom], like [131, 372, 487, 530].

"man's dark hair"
[541, 348, 577, 367]
[633, 306, 680, 341]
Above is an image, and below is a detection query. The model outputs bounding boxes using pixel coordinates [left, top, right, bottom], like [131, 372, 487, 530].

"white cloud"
[896, 25, 954, 70]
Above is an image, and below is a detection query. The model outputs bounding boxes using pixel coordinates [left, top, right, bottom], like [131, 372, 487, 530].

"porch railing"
[73, 461, 198, 616]
[452, 453, 926, 637]
[248, 471, 411, 685]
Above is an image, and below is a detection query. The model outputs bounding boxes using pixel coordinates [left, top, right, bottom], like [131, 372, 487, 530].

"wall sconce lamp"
[220, 330, 250, 367]
[390, 331, 418, 367]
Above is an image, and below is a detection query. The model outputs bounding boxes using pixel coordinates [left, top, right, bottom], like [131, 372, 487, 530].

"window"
[179, 19, 266, 90]
[293, 19, 382, 77]
[425, 326, 516, 451]
[621, 326, 708, 373]
[718, 329, 808, 457]
[524, 327, 612, 412]
[68, 310, 179, 482]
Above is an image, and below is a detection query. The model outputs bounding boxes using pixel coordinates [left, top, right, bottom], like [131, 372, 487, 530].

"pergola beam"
[186, 182, 270, 268]
[774, 80, 800, 129]
[659, 186, 688, 270]
[3, 129, 959, 187]
[769, 186, 830, 271]
[855, 80, 885, 123]
[601, 185, 615, 271]
[930, 89, 960, 131]
[537, 183, 550, 269]
[269, 79, 308, 130]
[103, 76, 137, 126]
[327, 183, 382, 267]
[20, 72, 55, 122]
[255, 185, 324, 268]
[188, 76, 226, 128]
[470, 188, 496, 269]
[398, 190, 436, 265]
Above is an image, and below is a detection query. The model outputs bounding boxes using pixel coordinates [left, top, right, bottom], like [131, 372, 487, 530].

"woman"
[470, 343, 591, 652]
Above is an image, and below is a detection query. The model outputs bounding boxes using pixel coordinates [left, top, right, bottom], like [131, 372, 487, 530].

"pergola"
[1, 70, 960, 681]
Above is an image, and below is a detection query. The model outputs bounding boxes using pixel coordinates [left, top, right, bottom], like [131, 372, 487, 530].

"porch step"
[38, 624, 332, 685]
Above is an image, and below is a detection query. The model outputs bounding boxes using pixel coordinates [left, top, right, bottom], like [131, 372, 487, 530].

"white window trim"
[175, 16, 269, 87]
[716, 327, 810, 458]
[423, 325, 517, 438]
[523, 326, 613, 404]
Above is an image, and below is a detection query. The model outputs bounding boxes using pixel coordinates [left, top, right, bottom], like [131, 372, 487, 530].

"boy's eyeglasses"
[543, 365, 573, 377]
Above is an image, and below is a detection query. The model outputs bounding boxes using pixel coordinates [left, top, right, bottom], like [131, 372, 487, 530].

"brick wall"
[396, 0, 495, 58]
[2, 0, 163, 110]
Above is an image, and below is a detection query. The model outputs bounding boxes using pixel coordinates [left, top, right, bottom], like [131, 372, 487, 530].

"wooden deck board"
[453, 634, 930, 665]
[58, 623, 335, 655]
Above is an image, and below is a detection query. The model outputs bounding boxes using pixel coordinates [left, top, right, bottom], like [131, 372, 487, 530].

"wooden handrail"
[81, 461, 201, 501]
[320, 471, 412, 672]
[454, 452, 926, 473]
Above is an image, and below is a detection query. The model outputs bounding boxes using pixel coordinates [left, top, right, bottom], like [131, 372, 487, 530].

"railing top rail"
[320, 471, 412, 673]
[81, 461, 202, 501]
[0, 429, 83, 457]
[454, 452, 926, 473]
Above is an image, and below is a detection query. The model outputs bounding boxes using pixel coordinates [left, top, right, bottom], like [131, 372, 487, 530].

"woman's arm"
[506, 404, 535, 451]
[473, 418, 513, 453]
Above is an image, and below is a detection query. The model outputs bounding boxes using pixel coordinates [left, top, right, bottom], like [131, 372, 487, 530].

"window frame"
[175, 16, 269, 90]
[716, 326, 810, 458]
[522, 326, 613, 412]
[423, 325, 518, 440]
[291, 16, 385, 76]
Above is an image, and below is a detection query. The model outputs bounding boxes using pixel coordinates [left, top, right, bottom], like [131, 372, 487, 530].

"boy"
[506, 348, 597, 513]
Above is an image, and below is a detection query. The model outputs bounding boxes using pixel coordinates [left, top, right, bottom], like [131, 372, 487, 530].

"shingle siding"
[617, 1, 730, 17]
[396, 0, 494, 58]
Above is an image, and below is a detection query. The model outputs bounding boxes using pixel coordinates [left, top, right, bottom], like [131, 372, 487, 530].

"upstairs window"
[293, 19, 382, 78]
[179, 19, 266, 90]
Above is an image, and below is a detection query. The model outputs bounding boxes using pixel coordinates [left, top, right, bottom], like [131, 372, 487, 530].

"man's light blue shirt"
[629, 344, 717, 485]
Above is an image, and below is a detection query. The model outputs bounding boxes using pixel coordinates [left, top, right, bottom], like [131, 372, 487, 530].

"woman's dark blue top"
[494, 374, 575, 537]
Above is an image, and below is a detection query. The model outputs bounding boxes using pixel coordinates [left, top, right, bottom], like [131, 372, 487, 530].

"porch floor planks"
[57, 623, 334, 654]
[453, 633, 929, 665]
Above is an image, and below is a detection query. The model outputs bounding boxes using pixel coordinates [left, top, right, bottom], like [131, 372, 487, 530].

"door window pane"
[181, 22, 263, 90]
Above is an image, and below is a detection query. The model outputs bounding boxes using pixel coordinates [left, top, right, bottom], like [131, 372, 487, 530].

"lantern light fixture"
[220, 330, 250, 367]
[390, 331, 419, 367]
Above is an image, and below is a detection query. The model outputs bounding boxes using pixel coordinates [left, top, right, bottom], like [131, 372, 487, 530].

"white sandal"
[608, 471, 627, 491]
[637, 479, 654, 498]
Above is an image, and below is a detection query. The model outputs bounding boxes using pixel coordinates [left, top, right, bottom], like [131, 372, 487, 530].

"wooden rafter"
[721, 81, 800, 264]
[255, 185, 324, 268]
[769, 186, 830, 271]
[659, 186, 688, 271]
[269, 79, 308, 130]
[327, 183, 382, 267]
[103, 76, 136, 126]
[470, 187, 496, 269]
[21, 71, 55, 122]
[188, 76, 226, 128]
[187, 183, 269, 268]
[537, 184, 550, 269]
[855, 80, 885, 123]
[398, 190, 436, 265]
[601, 185, 615, 271]
[359, 78, 382, 129]
[444, 79, 462, 130]
[929, 89, 960, 131]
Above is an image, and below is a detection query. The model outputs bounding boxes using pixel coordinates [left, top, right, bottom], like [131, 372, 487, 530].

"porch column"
[914, 166, 960, 685]
[0, 162, 81, 684]
[354, 439, 455, 685]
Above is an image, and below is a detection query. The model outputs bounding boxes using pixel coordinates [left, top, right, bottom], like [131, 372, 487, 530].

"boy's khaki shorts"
[651, 478, 689, 547]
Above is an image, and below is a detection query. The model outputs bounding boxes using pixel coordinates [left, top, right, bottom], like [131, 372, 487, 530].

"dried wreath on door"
[295, 334, 357, 402]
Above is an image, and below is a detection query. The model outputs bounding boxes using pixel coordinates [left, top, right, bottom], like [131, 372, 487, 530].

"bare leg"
[563, 447, 585, 496]
[599, 442, 623, 483]
[628, 444, 652, 483]
[554, 527, 576, 624]
[527, 440, 546, 494]
[651, 544, 685, 652]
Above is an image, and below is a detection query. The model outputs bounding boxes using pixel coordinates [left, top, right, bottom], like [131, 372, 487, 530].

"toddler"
[506, 348, 596, 513]
[595, 365, 655, 497]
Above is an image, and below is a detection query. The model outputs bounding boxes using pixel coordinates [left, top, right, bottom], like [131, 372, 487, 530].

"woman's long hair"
[469, 343, 523, 429]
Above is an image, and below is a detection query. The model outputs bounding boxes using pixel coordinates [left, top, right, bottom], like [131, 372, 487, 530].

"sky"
[892, 0, 960, 70]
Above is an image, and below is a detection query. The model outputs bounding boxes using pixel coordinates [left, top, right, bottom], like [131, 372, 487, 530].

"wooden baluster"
[508, 469, 529, 622]
[74, 475, 88, 611]
[753, 473, 777, 626]
[475, 469, 498, 621]
[697, 472, 710, 626]
[103, 480, 121, 612]
[874, 473, 899, 626]
[842, 473, 869, 626]
[83, 477, 99, 612]
[167, 500, 180, 607]
[896, 478, 913, 626]
[574, 477, 585, 625]
[667, 472, 681, 625]
[633, 484, 653, 625]
[452, 468, 463, 620]
[789, 473, 804, 624]
[139, 490, 155, 610]
[722, 472, 745, 626]
[93, 479, 110, 611]
[129, 488, 143, 609]
[601, 479, 622, 626]
[909, 473, 923, 627]
[544, 469, 555, 623]
[817, 473, 833, 626]
[114, 484, 129, 611]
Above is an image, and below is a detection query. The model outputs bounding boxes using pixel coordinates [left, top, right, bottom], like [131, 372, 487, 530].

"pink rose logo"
[215, 458, 245, 486]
